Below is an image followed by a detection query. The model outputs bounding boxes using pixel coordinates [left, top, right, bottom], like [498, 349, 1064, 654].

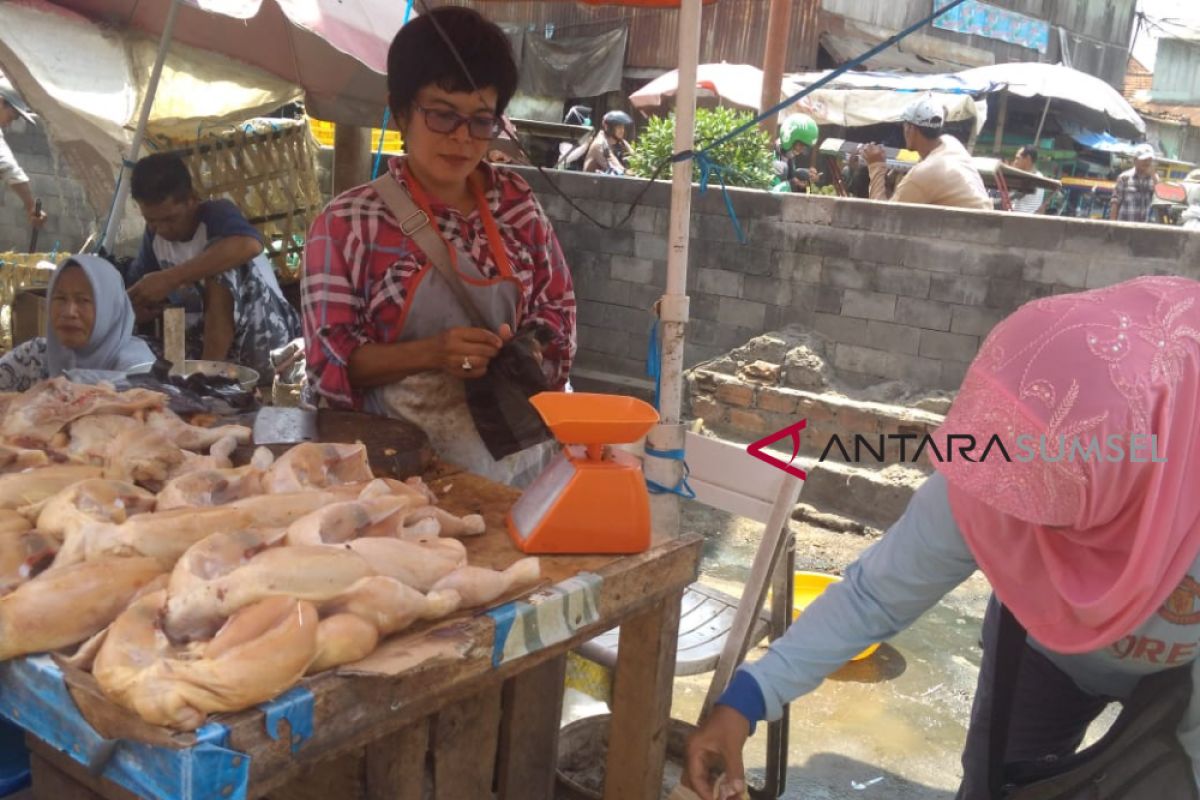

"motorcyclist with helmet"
[584, 110, 635, 175]
[773, 113, 821, 193]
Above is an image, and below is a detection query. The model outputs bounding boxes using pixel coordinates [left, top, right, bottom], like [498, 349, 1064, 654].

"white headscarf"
[45, 255, 154, 376]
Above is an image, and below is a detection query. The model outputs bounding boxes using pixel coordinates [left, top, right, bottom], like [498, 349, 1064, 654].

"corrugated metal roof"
[1152, 38, 1200, 105]
[431, 0, 820, 72]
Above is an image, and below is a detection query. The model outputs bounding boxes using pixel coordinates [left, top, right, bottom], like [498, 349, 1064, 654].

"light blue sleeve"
[743, 472, 979, 721]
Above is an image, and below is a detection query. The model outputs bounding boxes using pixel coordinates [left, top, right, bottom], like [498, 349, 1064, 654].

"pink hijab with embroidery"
[935, 276, 1200, 654]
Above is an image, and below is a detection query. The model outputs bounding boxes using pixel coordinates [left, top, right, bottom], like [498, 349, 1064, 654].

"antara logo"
[746, 419, 807, 480]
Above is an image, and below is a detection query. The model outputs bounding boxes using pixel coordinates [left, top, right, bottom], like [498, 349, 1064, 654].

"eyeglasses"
[415, 106, 499, 141]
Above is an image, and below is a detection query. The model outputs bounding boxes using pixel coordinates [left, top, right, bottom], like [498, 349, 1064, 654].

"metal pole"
[100, 0, 181, 250]
[646, 0, 702, 541]
[759, 0, 794, 141]
[1033, 96, 1052, 148]
[991, 88, 1008, 156]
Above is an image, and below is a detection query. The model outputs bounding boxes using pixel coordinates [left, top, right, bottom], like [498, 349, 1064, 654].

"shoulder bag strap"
[988, 603, 1028, 797]
[369, 174, 489, 329]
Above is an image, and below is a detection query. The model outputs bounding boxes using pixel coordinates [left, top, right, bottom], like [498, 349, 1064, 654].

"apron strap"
[370, 174, 490, 330]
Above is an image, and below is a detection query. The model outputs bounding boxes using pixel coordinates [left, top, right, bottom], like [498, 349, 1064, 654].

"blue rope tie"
[646, 319, 662, 410]
[644, 445, 696, 499]
[694, 151, 747, 245]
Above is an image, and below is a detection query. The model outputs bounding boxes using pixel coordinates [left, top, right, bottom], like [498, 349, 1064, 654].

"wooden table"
[20, 468, 702, 800]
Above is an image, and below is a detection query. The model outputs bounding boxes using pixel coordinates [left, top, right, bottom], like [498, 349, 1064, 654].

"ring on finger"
[461, 357, 472, 371]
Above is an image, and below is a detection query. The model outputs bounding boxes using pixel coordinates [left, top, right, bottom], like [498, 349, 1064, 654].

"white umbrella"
[957, 62, 1146, 140]
[631, 63, 799, 115]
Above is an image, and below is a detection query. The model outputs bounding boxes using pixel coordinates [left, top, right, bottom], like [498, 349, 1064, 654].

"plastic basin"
[792, 571, 881, 662]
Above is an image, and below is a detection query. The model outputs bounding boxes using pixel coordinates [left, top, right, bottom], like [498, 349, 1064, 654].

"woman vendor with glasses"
[302, 7, 577, 487]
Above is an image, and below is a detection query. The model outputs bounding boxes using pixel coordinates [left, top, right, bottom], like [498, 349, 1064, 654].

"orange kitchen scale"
[507, 392, 659, 555]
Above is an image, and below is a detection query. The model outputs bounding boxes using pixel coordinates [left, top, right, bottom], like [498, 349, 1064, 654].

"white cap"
[901, 95, 945, 128]
[1133, 143, 1155, 161]
[0, 81, 34, 125]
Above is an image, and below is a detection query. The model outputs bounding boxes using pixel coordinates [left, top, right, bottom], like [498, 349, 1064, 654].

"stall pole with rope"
[98, 0, 181, 251]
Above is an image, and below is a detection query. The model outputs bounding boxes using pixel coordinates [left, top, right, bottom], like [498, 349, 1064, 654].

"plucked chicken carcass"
[0, 445, 49, 473]
[341, 537, 466, 592]
[0, 465, 103, 511]
[264, 442, 374, 493]
[156, 448, 275, 510]
[309, 577, 461, 673]
[430, 558, 541, 608]
[94, 591, 319, 730]
[0, 556, 163, 659]
[0, 530, 57, 594]
[53, 505, 258, 569]
[143, 410, 251, 452]
[59, 415, 141, 463]
[34, 479, 157, 543]
[1, 378, 163, 446]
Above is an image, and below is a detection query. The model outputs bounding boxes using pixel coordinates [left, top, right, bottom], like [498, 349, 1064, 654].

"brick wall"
[519, 168, 1200, 391]
[0, 123, 92, 255]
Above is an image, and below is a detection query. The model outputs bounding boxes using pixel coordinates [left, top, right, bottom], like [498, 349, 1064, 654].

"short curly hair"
[387, 7, 518, 118]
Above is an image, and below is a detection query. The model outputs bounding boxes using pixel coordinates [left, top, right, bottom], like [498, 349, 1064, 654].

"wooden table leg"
[496, 654, 567, 800]
[432, 686, 503, 799]
[603, 591, 684, 800]
[366, 720, 429, 800]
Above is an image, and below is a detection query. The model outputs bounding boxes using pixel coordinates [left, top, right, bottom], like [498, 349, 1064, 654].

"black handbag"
[989, 605, 1198, 800]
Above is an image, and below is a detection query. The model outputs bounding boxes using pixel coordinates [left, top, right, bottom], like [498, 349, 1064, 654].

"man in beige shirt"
[863, 95, 991, 210]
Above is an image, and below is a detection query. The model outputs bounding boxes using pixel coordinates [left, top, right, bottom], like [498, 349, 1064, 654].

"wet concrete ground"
[560, 504, 1119, 798]
[669, 506, 992, 799]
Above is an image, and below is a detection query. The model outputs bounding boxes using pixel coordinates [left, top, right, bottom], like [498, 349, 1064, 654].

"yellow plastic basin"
[792, 571, 880, 662]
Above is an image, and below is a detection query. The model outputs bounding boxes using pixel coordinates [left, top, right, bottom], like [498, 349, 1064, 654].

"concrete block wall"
[0, 124, 93, 255]
[519, 168, 1200, 391]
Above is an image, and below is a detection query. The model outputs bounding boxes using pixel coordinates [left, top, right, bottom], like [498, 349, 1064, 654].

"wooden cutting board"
[245, 407, 436, 479]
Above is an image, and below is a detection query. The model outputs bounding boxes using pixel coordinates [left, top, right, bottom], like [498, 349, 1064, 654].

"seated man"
[125, 153, 300, 383]
[863, 95, 991, 210]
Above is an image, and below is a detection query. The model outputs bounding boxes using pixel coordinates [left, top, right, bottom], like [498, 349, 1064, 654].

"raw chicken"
[0, 556, 163, 659]
[396, 506, 486, 539]
[164, 544, 376, 642]
[309, 614, 379, 674]
[34, 479, 156, 543]
[283, 494, 429, 546]
[0, 445, 49, 473]
[94, 590, 318, 730]
[321, 576, 461, 637]
[53, 505, 258, 569]
[264, 442, 373, 493]
[0, 465, 103, 511]
[171, 435, 241, 476]
[429, 558, 541, 609]
[62, 415, 141, 463]
[1, 378, 163, 446]
[156, 450, 273, 510]
[0, 530, 56, 594]
[342, 537, 466, 592]
[0, 511, 30, 536]
[102, 427, 186, 488]
[227, 488, 363, 526]
[143, 410, 251, 452]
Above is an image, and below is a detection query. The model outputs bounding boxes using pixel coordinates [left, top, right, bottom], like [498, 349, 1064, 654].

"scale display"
[507, 393, 658, 555]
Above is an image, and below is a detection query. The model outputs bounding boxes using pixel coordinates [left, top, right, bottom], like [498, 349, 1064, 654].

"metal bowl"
[127, 360, 259, 392]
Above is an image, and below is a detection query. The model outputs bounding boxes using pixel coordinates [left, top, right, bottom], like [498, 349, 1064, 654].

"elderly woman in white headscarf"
[0, 255, 154, 391]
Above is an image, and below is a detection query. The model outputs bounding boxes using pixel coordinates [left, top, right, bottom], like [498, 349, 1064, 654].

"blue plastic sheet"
[259, 686, 313, 754]
[0, 657, 249, 800]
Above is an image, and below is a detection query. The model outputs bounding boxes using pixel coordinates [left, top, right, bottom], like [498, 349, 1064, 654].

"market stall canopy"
[0, 0, 301, 230]
[1060, 122, 1139, 157]
[47, 0, 408, 127]
[630, 63, 798, 115]
[956, 62, 1146, 140]
[784, 70, 992, 135]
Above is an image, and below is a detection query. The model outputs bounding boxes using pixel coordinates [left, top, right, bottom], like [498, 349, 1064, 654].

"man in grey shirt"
[0, 82, 48, 238]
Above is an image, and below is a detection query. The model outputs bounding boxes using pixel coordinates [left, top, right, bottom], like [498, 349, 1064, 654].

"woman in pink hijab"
[685, 276, 1200, 800]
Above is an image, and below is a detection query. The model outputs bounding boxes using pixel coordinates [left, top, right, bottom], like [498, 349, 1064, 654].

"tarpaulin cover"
[0, 656, 250, 800]
[519, 27, 628, 99]
[1062, 122, 1139, 156]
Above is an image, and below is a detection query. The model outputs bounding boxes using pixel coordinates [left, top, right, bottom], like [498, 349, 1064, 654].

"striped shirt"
[302, 157, 576, 409]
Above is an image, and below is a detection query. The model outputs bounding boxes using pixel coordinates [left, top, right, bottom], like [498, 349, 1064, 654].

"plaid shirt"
[303, 157, 576, 409]
[1112, 168, 1156, 223]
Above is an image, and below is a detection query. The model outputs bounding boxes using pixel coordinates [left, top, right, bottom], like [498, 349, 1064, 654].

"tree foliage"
[628, 106, 776, 190]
